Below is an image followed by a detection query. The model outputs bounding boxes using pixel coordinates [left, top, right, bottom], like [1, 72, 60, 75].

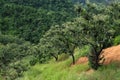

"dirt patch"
[73, 45, 120, 74]
[75, 45, 120, 65]
[75, 57, 88, 65]
[100, 45, 120, 65]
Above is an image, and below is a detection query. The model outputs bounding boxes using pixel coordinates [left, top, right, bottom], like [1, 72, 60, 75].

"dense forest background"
[0, 0, 76, 43]
[0, 0, 120, 80]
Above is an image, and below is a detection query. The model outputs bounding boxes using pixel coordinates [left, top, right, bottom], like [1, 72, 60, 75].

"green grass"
[17, 47, 90, 80]
[18, 58, 89, 80]
[0, 75, 2, 80]
[78, 62, 120, 80]
[16, 46, 120, 80]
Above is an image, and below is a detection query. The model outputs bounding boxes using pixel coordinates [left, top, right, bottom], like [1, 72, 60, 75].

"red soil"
[101, 45, 120, 64]
[75, 45, 120, 65]
[75, 57, 88, 65]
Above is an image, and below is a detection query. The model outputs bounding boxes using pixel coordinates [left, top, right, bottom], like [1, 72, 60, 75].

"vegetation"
[114, 35, 120, 45]
[0, 0, 120, 80]
[16, 51, 120, 80]
[0, 0, 76, 43]
[36, 1, 120, 70]
[16, 47, 90, 80]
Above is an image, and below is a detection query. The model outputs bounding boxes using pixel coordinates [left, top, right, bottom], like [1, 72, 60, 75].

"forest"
[0, 0, 120, 80]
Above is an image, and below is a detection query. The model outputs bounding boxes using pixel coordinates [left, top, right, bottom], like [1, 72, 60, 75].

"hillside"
[0, 0, 120, 80]
[0, 0, 76, 43]
[17, 45, 120, 80]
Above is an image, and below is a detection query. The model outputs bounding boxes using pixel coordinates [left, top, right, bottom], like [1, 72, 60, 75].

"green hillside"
[0, 0, 120, 80]
[16, 47, 120, 80]
[0, 0, 76, 43]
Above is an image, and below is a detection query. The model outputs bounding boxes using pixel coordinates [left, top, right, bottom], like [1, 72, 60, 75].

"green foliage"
[37, 22, 83, 64]
[77, 46, 90, 57]
[114, 35, 120, 45]
[0, 42, 31, 65]
[72, 0, 118, 4]
[77, 2, 119, 70]
[35, 2, 120, 69]
[0, 34, 32, 80]
[0, 0, 120, 79]
[2, 61, 30, 80]
[0, 34, 24, 45]
[29, 57, 38, 66]
[0, 0, 76, 43]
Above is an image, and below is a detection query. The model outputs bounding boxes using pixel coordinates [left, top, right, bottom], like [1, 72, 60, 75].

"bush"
[30, 58, 38, 66]
[113, 35, 120, 45]
[2, 61, 30, 80]
[0, 34, 24, 45]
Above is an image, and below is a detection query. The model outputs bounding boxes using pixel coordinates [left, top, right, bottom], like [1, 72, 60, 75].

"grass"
[0, 75, 2, 80]
[17, 46, 90, 80]
[78, 62, 120, 80]
[74, 46, 90, 60]
[16, 46, 120, 80]
[18, 58, 89, 80]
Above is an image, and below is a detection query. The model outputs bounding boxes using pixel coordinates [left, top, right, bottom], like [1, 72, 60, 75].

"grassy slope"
[17, 46, 120, 80]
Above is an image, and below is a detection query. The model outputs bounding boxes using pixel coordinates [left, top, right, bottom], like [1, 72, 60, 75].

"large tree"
[76, 2, 117, 69]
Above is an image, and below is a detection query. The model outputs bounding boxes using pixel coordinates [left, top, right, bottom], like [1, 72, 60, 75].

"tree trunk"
[54, 55, 58, 61]
[88, 45, 104, 70]
[71, 53, 75, 64]
[50, 53, 58, 61]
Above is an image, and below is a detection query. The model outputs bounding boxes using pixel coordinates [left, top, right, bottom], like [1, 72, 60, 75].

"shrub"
[29, 58, 38, 66]
[113, 35, 120, 45]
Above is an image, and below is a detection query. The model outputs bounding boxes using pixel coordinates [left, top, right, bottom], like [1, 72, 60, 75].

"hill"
[17, 45, 120, 80]
[0, 0, 120, 80]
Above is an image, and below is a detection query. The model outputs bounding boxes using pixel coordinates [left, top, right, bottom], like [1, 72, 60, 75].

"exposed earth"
[75, 45, 120, 65]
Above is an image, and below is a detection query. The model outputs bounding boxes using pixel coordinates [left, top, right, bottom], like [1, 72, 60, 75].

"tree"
[0, 34, 31, 66]
[77, 3, 116, 69]
[37, 25, 66, 62]
[37, 21, 83, 64]
[36, 2, 119, 68]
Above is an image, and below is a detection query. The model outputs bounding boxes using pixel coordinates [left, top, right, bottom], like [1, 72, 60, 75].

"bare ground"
[72, 45, 120, 74]
[75, 45, 120, 65]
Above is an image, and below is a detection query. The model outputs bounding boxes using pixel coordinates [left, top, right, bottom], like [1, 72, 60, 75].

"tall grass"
[18, 59, 89, 80]
[0, 75, 2, 80]
[16, 46, 120, 80]
[78, 62, 120, 80]
[17, 46, 90, 80]
[74, 45, 90, 60]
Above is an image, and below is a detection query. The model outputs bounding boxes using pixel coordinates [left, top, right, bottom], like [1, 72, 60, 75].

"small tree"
[37, 25, 66, 62]
[38, 23, 82, 64]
